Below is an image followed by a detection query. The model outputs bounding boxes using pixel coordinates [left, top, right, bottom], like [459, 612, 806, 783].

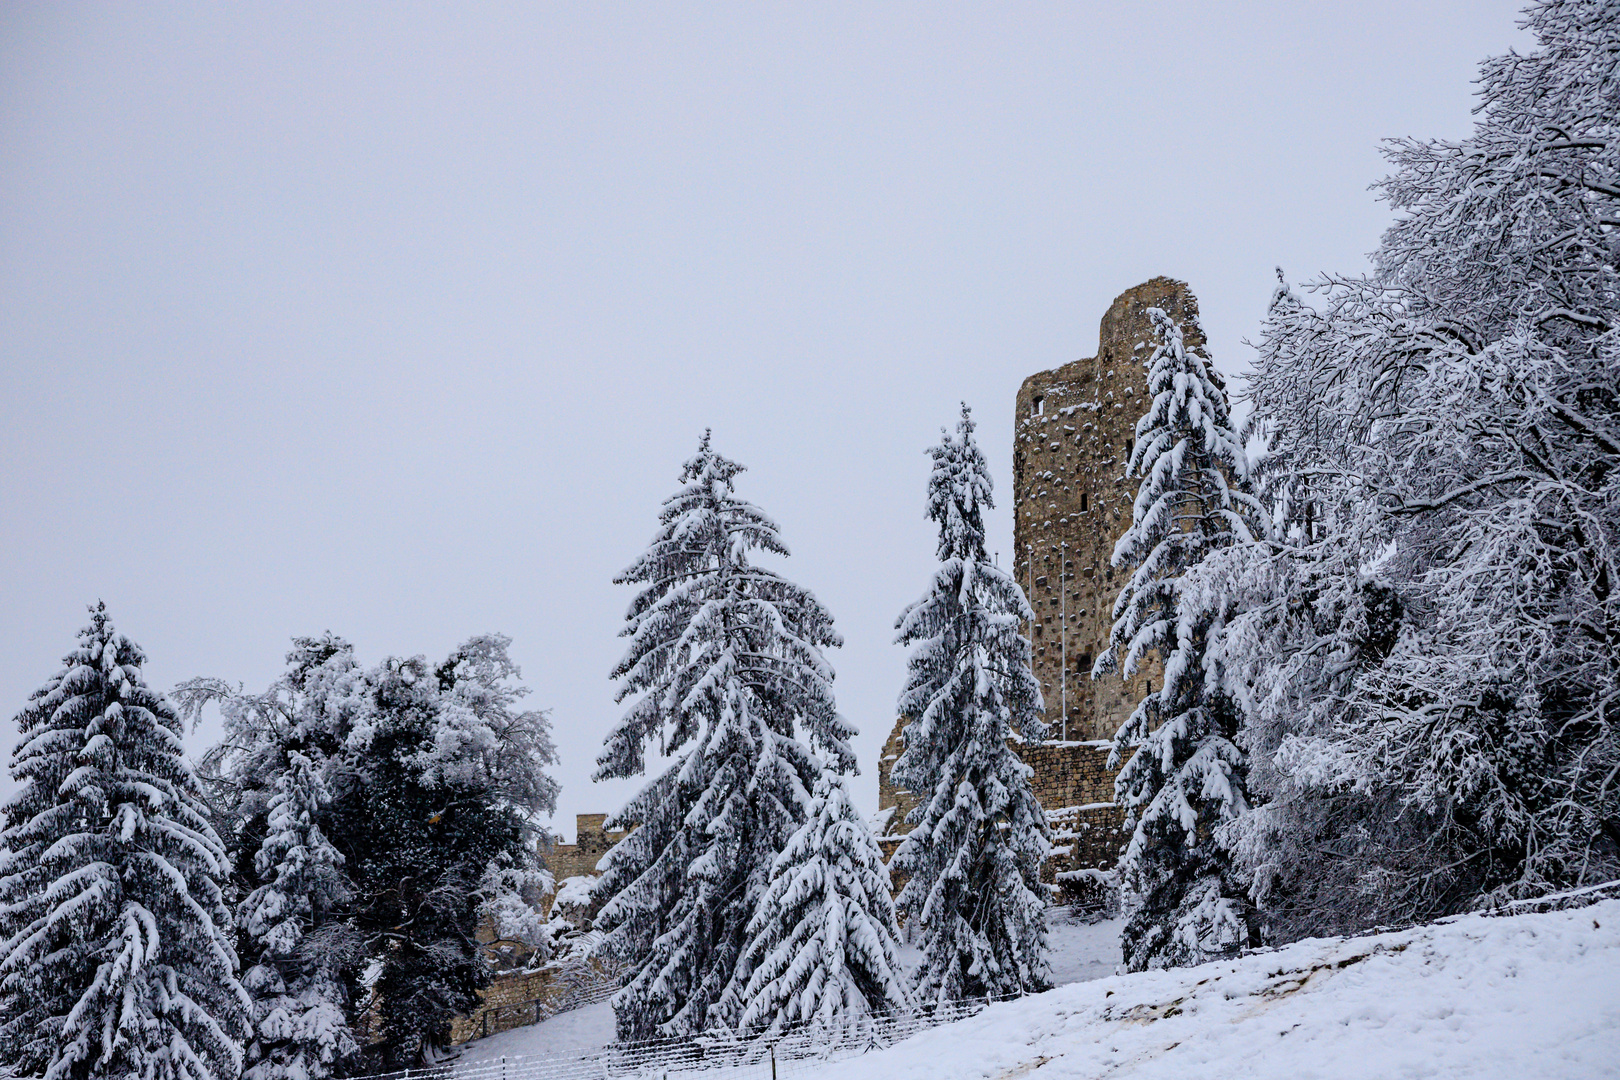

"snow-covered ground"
[1045, 907, 1121, 985]
[454, 906, 1123, 1062]
[453, 901, 1620, 1078]
[827, 900, 1620, 1080]
[454, 999, 618, 1063]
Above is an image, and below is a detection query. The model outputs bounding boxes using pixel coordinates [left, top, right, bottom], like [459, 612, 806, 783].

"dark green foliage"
[182, 633, 557, 1070]
[331, 665, 526, 1067]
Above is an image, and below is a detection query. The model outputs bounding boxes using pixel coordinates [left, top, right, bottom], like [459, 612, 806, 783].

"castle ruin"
[877, 277, 1204, 881]
[457, 279, 1206, 1045]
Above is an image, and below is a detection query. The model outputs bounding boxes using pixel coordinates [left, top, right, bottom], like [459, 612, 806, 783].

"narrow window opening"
[1080, 492, 1089, 512]
[1032, 394, 1044, 416]
[1077, 651, 1093, 674]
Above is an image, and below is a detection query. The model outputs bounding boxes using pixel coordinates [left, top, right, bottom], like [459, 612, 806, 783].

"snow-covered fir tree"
[0, 603, 249, 1080]
[891, 405, 1051, 1006]
[736, 768, 910, 1034]
[593, 432, 855, 1040]
[238, 751, 357, 1080]
[1099, 307, 1262, 971]
[1220, 0, 1620, 934]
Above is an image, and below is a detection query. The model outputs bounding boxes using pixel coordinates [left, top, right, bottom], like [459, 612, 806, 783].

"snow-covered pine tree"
[0, 603, 249, 1080]
[238, 751, 356, 1080]
[593, 432, 854, 1040]
[891, 404, 1051, 1006]
[735, 768, 910, 1034]
[1099, 307, 1262, 971]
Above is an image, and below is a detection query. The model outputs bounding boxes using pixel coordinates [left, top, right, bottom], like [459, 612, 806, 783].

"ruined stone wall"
[874, 280, 1207, 884]
[876, 714, 1130, 881]
[449, 968, 560, 1045]
[446, 815, 631, 1044]
[541, 813, 631, 895]
[1012, 278, 1203, 743]
[448, 957, 621, 1045]
[1017, 739, 1131, 874]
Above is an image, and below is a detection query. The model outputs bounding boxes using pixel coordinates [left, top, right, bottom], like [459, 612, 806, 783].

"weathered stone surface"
[450, 968, 560, 1045]
[875, 279, 1204, 884]
[1013, 277, 1201, 742]
[541, 813, 631, 895]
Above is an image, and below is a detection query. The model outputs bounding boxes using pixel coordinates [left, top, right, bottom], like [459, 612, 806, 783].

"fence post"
[770, 1044, 777, 1080]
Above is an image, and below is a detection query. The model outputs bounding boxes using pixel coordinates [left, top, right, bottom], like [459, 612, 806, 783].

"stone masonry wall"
[1017, 738, 1131, 874]
[541, 813, 630, 901]
[876, 714, 1130, 883]
[1012, 278, 1205, 743]
[449, 967, 561, 1045]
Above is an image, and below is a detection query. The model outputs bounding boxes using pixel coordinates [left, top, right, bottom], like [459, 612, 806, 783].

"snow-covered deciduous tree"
[592, 432, 854, 1040]
[736, 769, 910, 1034]
[335, 656, 533, 1066]
[238, 752, 356, 1080]
[178, 632, 559, 1067]
[1196, 276, 1430, 942]
[431, 634, 561, 823]
[431, 635, 561, 965]
[0, 603, 249, 1080]
[891, 405, 1051, 1005]
[1098, 308, 1262, 971]
[1221, 0, 1620, 937]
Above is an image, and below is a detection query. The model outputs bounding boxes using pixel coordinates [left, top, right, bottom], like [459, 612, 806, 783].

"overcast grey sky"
[2, 2, 1527, 839]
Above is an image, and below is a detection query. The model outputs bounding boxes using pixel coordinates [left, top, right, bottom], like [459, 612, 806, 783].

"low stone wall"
[1047, 800, 1129, 874]
[876, 716, 1131, 883]
[450, 968, 561, 1045]
[450, 958, 620, 1046]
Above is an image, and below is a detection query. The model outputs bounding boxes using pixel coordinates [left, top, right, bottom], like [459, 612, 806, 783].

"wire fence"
[364, 992, 1023, 1080]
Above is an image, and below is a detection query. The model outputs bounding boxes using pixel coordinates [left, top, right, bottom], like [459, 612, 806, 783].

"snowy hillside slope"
[830, 900, 1620, 1080]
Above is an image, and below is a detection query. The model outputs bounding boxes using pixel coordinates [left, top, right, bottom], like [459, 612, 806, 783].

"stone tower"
[1013, 277, 1202, 743]
[876, 278, 1206, 884]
